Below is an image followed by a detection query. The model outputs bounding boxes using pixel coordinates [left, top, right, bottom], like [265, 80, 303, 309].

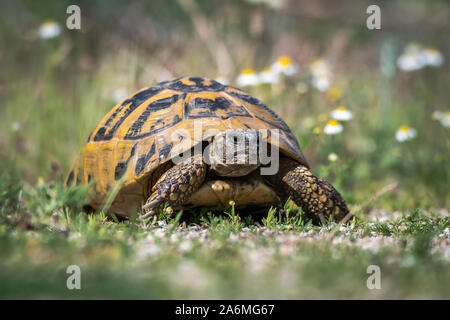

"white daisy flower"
[309, 58, 330, 77]
[236, 68, 259, 86]
[271, 56, 298, 76]
[432, 110, 443, 120]
[112, 88, 129, 104]
[38, 20, 61, 39]
[328, 153, 339, 162]
[11, 121, 21, 132]
[309, 58, 333, 91]
[258, 67, 279, 84]
[396, 43, 444, 71]
[215, 77, 229, 85]
[431, 110, 450, 127]
[330, 106, 353, 121]
[324, 120, 343, 135]
[438, 111, 450, 127]
[397, 42, 425, 71]
[395, 125, 417, 142]
[421, 47, 444, 67]
[397, 53, 424, 71]
[311, 74, 332, 92]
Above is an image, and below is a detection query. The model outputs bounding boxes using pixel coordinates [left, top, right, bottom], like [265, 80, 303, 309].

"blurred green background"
[0, 0, 449, 211]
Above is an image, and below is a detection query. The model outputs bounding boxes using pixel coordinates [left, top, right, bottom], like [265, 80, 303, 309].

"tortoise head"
[206, 129, 261, 177]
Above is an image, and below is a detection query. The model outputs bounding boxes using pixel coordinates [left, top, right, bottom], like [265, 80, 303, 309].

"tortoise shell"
[65, 76, 308, 216]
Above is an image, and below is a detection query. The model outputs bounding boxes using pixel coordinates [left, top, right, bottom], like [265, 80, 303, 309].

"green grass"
[0, 0, 449, 299]
[0, 178, 448, 299]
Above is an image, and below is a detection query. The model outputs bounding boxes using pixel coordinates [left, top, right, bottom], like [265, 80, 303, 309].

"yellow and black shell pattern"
[65, 77, 308, 216]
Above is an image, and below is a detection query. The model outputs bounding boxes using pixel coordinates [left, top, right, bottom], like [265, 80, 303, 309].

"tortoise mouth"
[210, 164, 260, 177]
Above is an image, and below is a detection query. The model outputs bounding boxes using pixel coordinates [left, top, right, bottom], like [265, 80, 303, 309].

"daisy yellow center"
[309, 58, 321, 65]
[336, 106, 347, 111]
[398, 125, 411, 132]
[241, 68, 255, 75]
[327, 119, 339, 126]
[43, 19, 56, 25]
[327, 86, 342, 96]
[262, 67, 272, 73]
[406, 42, 422, 51]
[425, 47, 439, 53]
[278, 56, 292, 67]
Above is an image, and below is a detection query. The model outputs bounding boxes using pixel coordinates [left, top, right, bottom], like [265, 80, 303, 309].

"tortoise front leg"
[268, 157, 351, 224]
[142, 154, 206, 218]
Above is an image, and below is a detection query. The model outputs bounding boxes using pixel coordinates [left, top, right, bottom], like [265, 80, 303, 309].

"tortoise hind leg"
[142, 154, 206, 218]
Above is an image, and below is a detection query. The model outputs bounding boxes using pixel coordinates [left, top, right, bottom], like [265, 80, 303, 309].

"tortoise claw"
[142, 198, 162, 211]
[141, 197, 163, 219]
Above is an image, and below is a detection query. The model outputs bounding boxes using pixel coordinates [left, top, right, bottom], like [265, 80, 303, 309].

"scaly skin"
[142, 154, 206, 217]
[269, 157, 350, 224]
[142, 151, 350, 224]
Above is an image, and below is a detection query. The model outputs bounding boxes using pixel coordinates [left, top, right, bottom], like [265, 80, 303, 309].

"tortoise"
[65, 76, 350, 224]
